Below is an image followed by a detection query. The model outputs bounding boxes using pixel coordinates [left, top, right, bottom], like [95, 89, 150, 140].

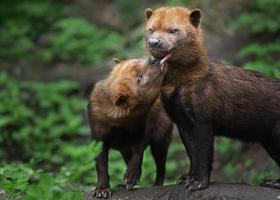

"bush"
[229, 0, 280, 78]
[0, 73, 87, 162]
[0, 72, 103, 199]
[0, 164, 84, 200]
[0, 72, 103, 179]
[105, 143, 188, 187]
[23, 174, 83, 200]
[0, 164, 37, 199]
[215, 138, 241, 163]
[39, 18, 124, 64]
[0, 0, 65, 61]
[0, 0, 125, 64]
[0, 20, 34, 60]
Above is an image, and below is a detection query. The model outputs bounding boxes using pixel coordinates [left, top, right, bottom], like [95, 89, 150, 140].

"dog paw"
[92, 188, 112, 199]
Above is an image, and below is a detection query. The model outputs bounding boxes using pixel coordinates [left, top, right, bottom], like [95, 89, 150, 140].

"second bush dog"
[88, 56, 173, 198]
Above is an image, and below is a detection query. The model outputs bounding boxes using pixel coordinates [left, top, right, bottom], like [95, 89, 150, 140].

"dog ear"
[190, 9, 201, 28]
[145, 8, 154, 20]
[113, 58, 121, 64]
[114, 94, 128, 107]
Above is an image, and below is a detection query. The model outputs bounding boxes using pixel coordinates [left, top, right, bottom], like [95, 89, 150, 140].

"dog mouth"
[149, 55, 171, 72]
[148, 47, 175, 69]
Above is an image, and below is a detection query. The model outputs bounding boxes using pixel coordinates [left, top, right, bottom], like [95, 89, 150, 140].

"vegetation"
[0, 73, 100, 199]
[0, 73, 188, 199]
[219, 0, 280, 182]
[229, 0, 280, 78]
[0, 0, 279, 199]
[40, 18, 124, 64]
[0, 0, 124, 64]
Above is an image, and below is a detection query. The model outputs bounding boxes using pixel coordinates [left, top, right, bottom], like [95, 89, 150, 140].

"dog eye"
[168, 28, 179, 34]
[136, 75, 142, 83]
[148, 27, 154, 34]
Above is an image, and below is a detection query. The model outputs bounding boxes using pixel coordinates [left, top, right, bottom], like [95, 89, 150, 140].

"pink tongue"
[160, 54, 171, 71]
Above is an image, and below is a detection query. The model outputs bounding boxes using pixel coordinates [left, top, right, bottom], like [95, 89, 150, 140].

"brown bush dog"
[88, 57, 173, 198]
[144, 7, 280, 190]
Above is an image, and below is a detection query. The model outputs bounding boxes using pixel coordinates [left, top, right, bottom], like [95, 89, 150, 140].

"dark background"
[0, 0, 279, 199]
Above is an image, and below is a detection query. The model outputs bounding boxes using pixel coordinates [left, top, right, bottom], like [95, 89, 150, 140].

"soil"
[84, 183, 280, 200]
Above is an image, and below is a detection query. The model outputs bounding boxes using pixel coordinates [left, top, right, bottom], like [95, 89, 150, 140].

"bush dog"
[144, 7, 280, 190]
[88, 56, 173, 198]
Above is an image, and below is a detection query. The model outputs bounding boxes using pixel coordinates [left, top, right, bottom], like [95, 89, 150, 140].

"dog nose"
[148, 38, 161, 49]
[149, 56, 160, 65]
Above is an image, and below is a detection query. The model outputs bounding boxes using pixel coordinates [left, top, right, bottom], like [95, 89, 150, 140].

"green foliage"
[229, 0, 280, 78]
[0, 0, 65, 61]
[115, 0, 141, 27]
[106, 143, 188, 187]
[0, 73, 100, 188]
[0, 73, 88, 163]
[23, 174, 83, 200]
[164, 143, 189, 185]
[215, 138, 242, 179]
[165, 0, 189, 6]
[223, 164, 240, 178]
[0, 72, 102, 199]
[0, 20, 34, 59]
[0, 164, 37, 199]
[40, 18, 124, 64]
[230, 0, 280, 34]
[215, 138, 241, 162]
[249, 170, 278, 185]
[239, 42, 280, 78]
[249, 159, 279, 184]
[0, 0, 124, 64]
[0, 1, 64, 23]
[0, 164, 83, 200]
[57, 142, 101, 185]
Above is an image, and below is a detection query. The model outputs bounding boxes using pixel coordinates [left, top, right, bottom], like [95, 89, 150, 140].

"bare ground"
[85, 183, 280, 200]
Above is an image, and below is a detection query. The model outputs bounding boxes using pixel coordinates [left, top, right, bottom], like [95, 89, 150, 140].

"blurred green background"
[0, 0, 279, 199]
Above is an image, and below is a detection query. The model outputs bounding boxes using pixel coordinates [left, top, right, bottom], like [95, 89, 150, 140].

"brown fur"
[145, 7, 280, 190]
[88, 58, 173, 198]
